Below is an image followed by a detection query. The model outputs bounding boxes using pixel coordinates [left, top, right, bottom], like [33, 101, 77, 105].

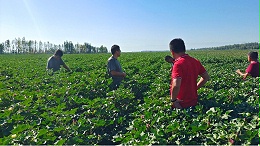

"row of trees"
[0, 37, 108, 54]
[196, 42, 259, 50]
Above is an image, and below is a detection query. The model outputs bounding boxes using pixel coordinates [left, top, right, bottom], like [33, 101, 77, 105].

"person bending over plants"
[236, 51, 259, 80]
[107, 45, 126, 90]
[169, 38, 210, 109]
[46, 49, 71, 72]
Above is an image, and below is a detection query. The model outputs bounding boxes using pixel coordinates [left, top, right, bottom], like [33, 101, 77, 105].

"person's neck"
[113, 54, 118, 59]
[174, 52, 186, 59]
[250, 60, 257, 63]
[54, 55, 60, 60]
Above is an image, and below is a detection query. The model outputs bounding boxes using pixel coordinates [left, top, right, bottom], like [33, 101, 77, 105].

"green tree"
[5, 40, 10, 53]
[92, 47, 96, 53]
[64, 41, 74, 54]
[80, 44, 86, 53]
[34, 40, 37, 53]
[22, 37, 26, 53]
[28, 40, 33, 53]
[44, 42, 47, 53]
[99, 45, 108, 53]
[1, 38, 108, 54]
[0, 43, 4, 54]
[69, 41, 74, 53]
[85, 42, 91, 53]
[75, 43, 80, 53]
[39, 41, 43, 53]
[64, 41, 69, 53]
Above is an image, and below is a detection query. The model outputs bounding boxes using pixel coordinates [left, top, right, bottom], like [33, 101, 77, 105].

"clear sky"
[0, 0, 259, 52]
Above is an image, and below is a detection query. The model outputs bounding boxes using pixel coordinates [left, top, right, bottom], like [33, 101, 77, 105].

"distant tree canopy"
[196, 42, 259, 50]
[0, 37, 108, 54]
[0, 43, 4, 54]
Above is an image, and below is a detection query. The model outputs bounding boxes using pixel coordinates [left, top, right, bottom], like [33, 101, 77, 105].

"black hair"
[169, 38, 186, 53]
[111, 45, 120, 55]
[54, 49, 63, 57]
[248, 51, 258, 60]
[165, 55, 173, 61]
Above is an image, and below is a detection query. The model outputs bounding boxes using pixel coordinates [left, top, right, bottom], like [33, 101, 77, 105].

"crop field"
[0, 50, 259, 145]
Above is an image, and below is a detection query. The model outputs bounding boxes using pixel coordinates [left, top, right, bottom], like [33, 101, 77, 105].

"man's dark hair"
[111, 45, 120, 55]
[169, 38, 186, 53]
[248, 51, 258, 60]
[165, 55, 173, 61]
[54, 50, 63, 57]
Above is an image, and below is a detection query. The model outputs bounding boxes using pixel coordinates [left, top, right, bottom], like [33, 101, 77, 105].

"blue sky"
[0, 0, 259, 52]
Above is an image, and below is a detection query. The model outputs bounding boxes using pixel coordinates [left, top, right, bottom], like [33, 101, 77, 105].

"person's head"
[169, 38, 186, 56]
[111, 45, 121, 57]
[248, 51, 258, 61]
[54, 50, 63, 58]
[165, 55, 174, 63]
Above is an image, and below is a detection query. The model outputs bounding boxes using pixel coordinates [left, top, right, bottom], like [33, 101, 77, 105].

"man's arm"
[171, 77, 182, 109]
[63, 64, 71, 72]
[197, 71, 210, 89]
[46, 59, 53, 70]
[236, 69, 248, 79]
[108, 59, 126, 78]
[110, 70, 126, 77]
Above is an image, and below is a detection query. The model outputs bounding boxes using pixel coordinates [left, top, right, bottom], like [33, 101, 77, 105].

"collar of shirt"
[112, 55, 117, 60]
[174, 54, 189, 62]
[251, 61, 258, 63]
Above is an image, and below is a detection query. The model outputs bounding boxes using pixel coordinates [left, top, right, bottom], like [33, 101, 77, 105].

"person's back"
[107, 56, 123, 81]
[47, 56, 64, 72]
[107, 45, 126, 90]
[246, 61, 259, 77]
[171, 54, 206, 108]
[46, 49, 70, 72]
[236, 51, 259, 79]
[169, 38, 209, 109]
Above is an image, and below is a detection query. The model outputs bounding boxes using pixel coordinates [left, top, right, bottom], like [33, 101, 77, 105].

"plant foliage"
[0, 50, 259, 145]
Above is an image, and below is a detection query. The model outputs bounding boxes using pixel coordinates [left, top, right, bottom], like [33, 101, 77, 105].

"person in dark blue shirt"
[47, 50, 70, 72]
[107, 45, 126, 90]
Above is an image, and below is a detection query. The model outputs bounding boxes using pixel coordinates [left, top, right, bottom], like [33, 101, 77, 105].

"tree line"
[194, 42, 259, 50]
[0, 37, 108, 54]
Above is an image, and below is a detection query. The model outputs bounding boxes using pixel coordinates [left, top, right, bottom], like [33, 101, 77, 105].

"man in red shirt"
[236, 51, 259, 79]
[169, 38, 210, 109]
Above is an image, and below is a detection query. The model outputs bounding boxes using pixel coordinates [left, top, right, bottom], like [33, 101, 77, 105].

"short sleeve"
[47, 58, 53, 69]
[246, 64, 253, 74]
[60, 59, 65, 65]
[171, 63, 183, 79]
[198, 61, 206, 75]
[108, 59, 117, 72]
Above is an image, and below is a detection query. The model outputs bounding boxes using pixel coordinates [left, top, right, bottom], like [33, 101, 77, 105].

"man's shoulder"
[248, 62, 259, 69]
[175, 54, 190, 61]
[48, 56, 55, 61]
[175, 56, 201, 65]
[248, 61, 258, 66]
[185, 55, 197, 60]
[48, 55, 55, 59]
[108, 56, 116, 62]
[256, 62, 260, 67]
[185, 56, 201, 64]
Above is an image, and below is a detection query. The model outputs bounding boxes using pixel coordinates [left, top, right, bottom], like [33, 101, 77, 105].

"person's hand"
[68, 70, 73, 74]
[66, 69, 71, 72]
[122, 72, 126, 78]
[236, 69, 240, 73]
[171, 99, 183, 109]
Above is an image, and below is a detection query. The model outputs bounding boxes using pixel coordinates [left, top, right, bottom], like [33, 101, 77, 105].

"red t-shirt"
[170, 54, 206, 108]
[246, 61, 259, 77]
